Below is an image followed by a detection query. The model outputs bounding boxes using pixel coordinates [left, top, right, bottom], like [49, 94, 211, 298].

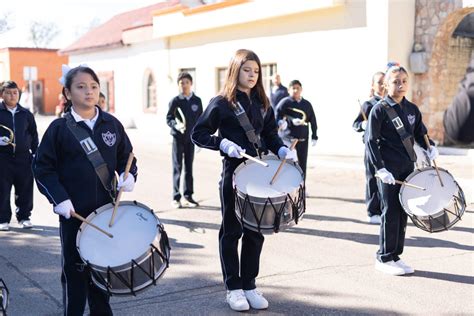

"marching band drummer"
[366, 64, 438, 276]
[33, 65, 137, 315]
[192, 49, 297, 312]
[352, 71, 385, 224]
[166, 72, 203, 209]
[275, 80, 318, 176]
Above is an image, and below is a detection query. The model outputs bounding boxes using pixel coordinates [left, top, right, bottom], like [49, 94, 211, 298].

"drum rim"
[76, 201, 163, 270]
[233, 155, 304, 201]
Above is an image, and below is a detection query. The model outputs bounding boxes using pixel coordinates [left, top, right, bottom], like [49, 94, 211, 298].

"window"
[261, 63, 277, 95]
[179, 68, 196, 89]
[216, 67, 227, 93]
[144, 70, 157, 112]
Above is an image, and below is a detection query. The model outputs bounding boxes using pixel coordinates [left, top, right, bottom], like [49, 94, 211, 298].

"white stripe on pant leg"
[59, 222, 69, 313]
[219, 165, 229, 290]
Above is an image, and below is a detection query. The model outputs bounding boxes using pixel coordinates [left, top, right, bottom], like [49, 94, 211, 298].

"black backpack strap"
[64, 113, 114, 192]
[232, 102, 262, 151]
[381, 101, 417, 162]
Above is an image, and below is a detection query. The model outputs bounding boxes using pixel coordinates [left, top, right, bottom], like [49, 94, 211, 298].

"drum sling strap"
[64, 112, 114, 193]
[233, 102, 263, 156]
[381, 101, 417, 162]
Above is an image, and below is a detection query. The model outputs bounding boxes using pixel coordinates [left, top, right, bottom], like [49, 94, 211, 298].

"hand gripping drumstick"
[72, 211, 113, 238]
[109, 152, 135, 227]
[270, 139, 299, 185]
[239, 152, 269, 167]
[357, 99, 368, 121]
[375, 175, 426, 191]
[424, 134, 444, 187]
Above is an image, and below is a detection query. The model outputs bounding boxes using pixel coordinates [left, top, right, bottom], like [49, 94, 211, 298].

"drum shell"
[399, 167, 466, 233]
[76, 201, 171, 296]
[233, 156, 305, 234]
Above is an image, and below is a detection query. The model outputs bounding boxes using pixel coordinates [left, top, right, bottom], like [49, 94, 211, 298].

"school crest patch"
[407, 114, 416, 125]
[102, 131, 116, 147]
[191, 104, 199, 112]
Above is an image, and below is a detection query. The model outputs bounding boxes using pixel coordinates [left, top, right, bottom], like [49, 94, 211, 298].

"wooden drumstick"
[109, 152, 134, 227]
[240, 152, 269, 167]
[375, 175, 426, 191]
[72, 211, 113, 238]
[270, 139, 299, 185]
[424, 134, 444, 187]
[358, 99, 368, 121]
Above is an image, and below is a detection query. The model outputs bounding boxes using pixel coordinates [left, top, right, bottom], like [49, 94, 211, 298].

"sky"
[0, 0, 165, 49]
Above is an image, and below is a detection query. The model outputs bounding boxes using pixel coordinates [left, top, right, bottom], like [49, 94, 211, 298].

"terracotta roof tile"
[60, 0, 180, 55]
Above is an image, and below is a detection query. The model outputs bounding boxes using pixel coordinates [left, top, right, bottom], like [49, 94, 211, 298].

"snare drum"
[233, 156, 305, 234]
[0, 279, 9, 315]
[399, 167, 466, 233]
[76, 201, 171, 296]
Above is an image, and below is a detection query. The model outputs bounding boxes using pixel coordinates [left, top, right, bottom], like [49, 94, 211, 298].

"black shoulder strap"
[232, 102, 262, 150]
[64, 113, 114, 192]
[381, 101, 417, 162]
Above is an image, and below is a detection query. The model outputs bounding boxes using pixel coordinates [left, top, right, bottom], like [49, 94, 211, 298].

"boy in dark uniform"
[0, 81, 38, 231]
[276, 80, 317, 176]
[353, 71, 385, 224]
[166, 72, 203, 208]
[270, 73, 289, 112]
[366, 65, 438, 276]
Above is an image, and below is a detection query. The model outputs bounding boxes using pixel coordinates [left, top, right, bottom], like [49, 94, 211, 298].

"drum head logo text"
[102, 131, 116, 147]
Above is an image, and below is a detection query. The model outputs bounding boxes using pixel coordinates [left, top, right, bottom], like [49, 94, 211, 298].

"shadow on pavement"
[414, 270, 474, 285]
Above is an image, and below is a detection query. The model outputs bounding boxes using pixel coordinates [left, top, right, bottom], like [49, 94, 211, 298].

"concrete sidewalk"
[0, 115, 472, 315]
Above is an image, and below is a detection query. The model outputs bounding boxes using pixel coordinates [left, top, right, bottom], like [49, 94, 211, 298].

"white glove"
[361, 120, 368, 131]
[292, 118, 305, 126]
[174, 122, 185, 134]
[54, 199, 74, 219]
[278, 119, 288, 130]
[278, 146, 298, 162]
[0, 136, 9, 146]
[117, 172, 135, 192]
[427, 146, 439, 161]
[220, 138, 244, 158]
[376, 168, 395, 185]
[311, 139, 317, 147]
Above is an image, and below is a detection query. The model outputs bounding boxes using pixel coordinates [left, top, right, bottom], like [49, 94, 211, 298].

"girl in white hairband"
[33, 65, 138, 315]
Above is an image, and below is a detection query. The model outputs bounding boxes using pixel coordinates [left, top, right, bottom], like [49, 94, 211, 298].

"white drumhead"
[77, 202, 159, 267]
[234, 158, 303, 198]
[400, 169, 457, 216]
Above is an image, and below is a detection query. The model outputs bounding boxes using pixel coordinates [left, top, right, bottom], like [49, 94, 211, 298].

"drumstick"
[424, 134, 444, 187]
[240, 152, 269, 167]
[375, 175, 426, 191]
[358, 99, 368, 121]
[72, 211, 113, 238]
[109, 152, 134, 227]
[270, 139, 299, 185]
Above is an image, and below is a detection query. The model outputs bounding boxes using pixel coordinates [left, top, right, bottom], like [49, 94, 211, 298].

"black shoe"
[183, 196, 199, 207]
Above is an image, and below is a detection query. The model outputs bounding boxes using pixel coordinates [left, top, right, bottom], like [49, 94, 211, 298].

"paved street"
[0, 116, 473, 315]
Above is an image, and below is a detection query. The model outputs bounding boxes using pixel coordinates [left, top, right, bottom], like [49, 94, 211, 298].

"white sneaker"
[0, 223, 9, 231]
[396, 259, 415, 274]
[226, 290, 249, 311]
[367, 215, 381, 224]
[375, 260, 405, 276]
[171, 200, 182, 209]
[19, 220, 33, 229]
[244, 289, 269, 310]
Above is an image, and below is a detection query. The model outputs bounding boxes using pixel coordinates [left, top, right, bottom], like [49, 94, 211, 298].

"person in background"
[270, 73, 288, 113]
[99, 92, 107, 111]
[352, 71, 385, 224]
[166, 72, 203, 208]
[0, 80, 38, 231]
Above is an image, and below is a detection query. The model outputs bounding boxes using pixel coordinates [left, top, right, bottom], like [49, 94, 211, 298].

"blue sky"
[0, 0, 163, 49]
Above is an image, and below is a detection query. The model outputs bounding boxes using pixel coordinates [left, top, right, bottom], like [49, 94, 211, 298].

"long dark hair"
[62, 66, 100, 113]
[220, 49, 270, 111]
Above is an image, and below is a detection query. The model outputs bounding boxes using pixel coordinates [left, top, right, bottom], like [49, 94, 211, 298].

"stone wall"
[412, 0, 473, 144]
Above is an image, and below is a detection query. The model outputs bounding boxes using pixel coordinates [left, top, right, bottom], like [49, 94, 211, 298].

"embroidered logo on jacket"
[407, 114, 416, 125]
[102, 131, 116, 147]
[191, 104, 199, 112]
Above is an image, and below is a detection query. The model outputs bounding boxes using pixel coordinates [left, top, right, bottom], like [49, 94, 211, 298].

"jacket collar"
[384, 96, 406, 107]
[0, 101, 28, 112]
